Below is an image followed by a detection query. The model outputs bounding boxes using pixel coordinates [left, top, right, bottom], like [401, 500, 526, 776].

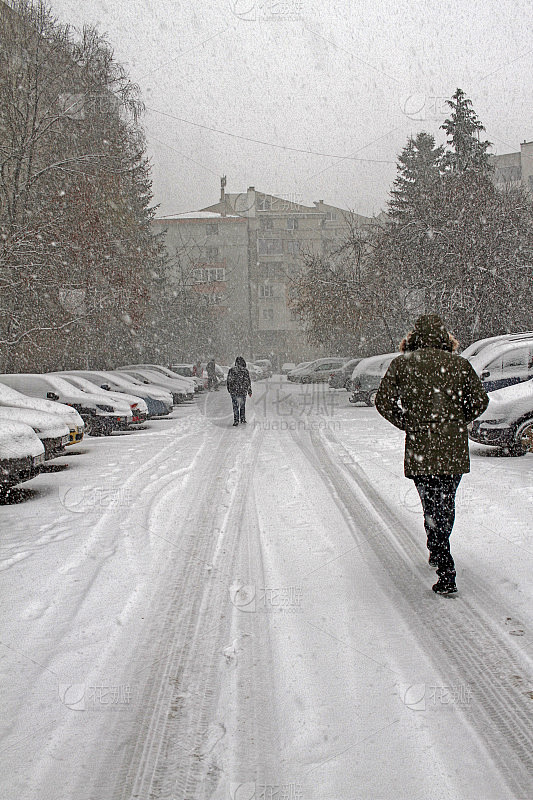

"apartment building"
[490, 140, 533, 190]
[151, 181, 373, 365]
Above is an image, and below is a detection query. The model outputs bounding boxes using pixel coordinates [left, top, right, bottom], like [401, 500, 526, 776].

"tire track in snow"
[91, 422, 280, 800]
[293, 424, 533, 798]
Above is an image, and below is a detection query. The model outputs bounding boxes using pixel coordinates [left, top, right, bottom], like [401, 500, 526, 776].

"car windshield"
[45, 375, 85, 394]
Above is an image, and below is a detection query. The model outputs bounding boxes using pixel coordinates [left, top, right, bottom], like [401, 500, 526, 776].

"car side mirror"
[100, 384, 111, 391]
[143, 380, 150, 384]
[46, 391, 59, 401]
[481, 371, 490, 379]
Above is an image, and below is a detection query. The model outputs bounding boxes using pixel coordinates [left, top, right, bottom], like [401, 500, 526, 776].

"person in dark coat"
[226, 356, 252, 425]
[206, 358, 218, 391]
[375, 314, 489, 595]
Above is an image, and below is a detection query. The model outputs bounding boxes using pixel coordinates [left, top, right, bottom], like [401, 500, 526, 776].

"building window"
[286, 240, 300, 255]
[257, 196, 271, 211]
[259, 285, 274, 298]
[287, 218, 298, 230]
[258, 238, 283, 255]
[262, 308, 274, 320]
[206, 223, 219, 235]
[193, 267, 226, 283]
[206, 246, 219, 259]
[325, 211, 337, 221]
[260, 217, 274, 230]
[259, 261, 283, 280]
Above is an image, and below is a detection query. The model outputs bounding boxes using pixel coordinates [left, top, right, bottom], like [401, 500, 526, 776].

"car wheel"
[302, 376, 311, 384]
[511, 418, 533, 455]
[368, 390, 377, 406]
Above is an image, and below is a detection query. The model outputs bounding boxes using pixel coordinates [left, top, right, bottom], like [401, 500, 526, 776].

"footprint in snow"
[222, 638, 239, 666]
[505, 616, 525, 636]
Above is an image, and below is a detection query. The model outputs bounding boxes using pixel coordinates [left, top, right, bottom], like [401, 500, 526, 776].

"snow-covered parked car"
[53, 374, 148, 425]
[0, 383, 84, 445]
[467, 339, 533, 393]
[329, 358, 362, 390]
[468, 376, 533, 455]
[288, 357, 348, 384]
[0, 420, 45, 491]
[64, 371, 172, 417]
[254, 359, 273, 378]
[246, 362, 265, 381]
[281, 362, 296, 375]
[170, 363, 205, 391]
[461, 331, 533, 360]
[116, 366, 194, 403]
[120, 364, 197, 394]
[0, 407, 69, 460]
[349, 353, 397, 406]
[287, 361, 313, 381]
[0, 374, 131, 437]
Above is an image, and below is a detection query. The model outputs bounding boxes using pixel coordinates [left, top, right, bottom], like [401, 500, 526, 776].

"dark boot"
[432, 575, 457, 595]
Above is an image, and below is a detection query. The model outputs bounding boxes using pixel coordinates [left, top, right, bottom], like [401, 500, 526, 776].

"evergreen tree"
[441, 88, 492, 174]
[389, 133, 443, 221]
[367, 89, 532, 346]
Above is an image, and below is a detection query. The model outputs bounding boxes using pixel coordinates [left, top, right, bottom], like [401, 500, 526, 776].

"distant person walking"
[206, 358, 218, 391]
[226, 356, 252, 426]
[375, 314, 489, 595]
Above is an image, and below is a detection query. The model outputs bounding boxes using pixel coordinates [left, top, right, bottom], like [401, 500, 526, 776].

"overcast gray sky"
[49, 0, 533, 217]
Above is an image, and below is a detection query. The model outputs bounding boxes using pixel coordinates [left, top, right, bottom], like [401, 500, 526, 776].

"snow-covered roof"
[154, 211, 241, 221]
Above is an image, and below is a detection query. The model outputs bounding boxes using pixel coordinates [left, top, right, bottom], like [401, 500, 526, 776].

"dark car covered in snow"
[468, 376, 533, 455]
[0, 420, 45, 492]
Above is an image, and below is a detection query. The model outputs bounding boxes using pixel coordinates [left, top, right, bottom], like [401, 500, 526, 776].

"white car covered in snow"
[116, 366, 194, 403]
[119, 364, 197, 396]
[0, 420, 45, 491]
[52, 373, 148, 425]
[0, 407, 69, 460]
[63, 370, 173, 417]
[0, 382, 84, 445]
[468, 376, 533, 455]
[0, 374, 131, 437]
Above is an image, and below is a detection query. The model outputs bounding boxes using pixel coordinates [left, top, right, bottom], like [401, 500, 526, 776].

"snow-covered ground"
[1, 378, 532, 800]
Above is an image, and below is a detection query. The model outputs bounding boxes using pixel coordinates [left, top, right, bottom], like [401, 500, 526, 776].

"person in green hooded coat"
[375, 314, 489, 595]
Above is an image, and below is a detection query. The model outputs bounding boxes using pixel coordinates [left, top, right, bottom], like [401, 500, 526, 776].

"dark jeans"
[231, 394, 246, 422]
[208, 375, 218, 390]
[412, 475, 462, 578]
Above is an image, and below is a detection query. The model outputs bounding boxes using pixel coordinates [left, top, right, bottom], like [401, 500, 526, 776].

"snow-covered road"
[1, 378, 532, 800]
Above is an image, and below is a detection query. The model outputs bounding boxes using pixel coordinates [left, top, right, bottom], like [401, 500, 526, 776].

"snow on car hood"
[0, 384, 84, 430]
[0, 421, 45, 460]
[478, 378, 533, 421]
[0, 407, 69, 440]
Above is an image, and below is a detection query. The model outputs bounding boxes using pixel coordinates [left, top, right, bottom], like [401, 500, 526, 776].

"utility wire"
[145, 106, 396, 164]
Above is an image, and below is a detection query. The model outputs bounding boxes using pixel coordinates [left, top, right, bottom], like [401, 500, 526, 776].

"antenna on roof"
[220, 175, 227, 216]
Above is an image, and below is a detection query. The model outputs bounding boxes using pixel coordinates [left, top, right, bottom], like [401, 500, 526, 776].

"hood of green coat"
[412, 314, 451, 350]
